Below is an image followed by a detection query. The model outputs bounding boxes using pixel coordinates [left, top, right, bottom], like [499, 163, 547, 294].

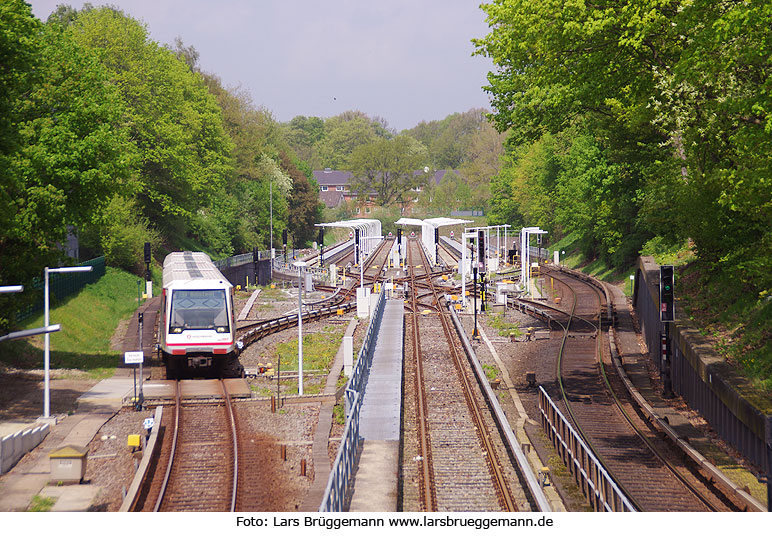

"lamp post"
[44, 265, 93, 419]
[0, 285, 24, 293]
[294, 261, 307, 396]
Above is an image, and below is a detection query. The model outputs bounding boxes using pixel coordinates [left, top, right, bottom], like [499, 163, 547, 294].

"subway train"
[160, 251, 238, 377]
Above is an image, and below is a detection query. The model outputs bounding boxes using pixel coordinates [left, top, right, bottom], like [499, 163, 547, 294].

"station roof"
[316, 219, 381, 231]
[395, 217, 472, 228]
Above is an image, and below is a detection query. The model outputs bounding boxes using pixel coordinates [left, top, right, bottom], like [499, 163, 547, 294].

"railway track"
[533, 267, 739, 511]
[403, 237, 521, 512]
[136, 239, 397, 509]
[132, 380, 239, 512]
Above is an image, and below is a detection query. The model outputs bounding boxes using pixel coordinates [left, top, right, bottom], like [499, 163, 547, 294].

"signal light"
[660, 265, 675, 322]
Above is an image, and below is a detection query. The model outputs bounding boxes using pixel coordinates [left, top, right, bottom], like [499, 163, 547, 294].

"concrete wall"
[634, 256, 771, 470]
[1, 423, 50, 474]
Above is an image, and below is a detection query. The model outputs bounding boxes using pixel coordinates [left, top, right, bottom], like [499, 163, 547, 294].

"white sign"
[349, 231, 353, 238]
[143, 418, 155, 430]
[124, 351, 144, 364]
[450, 231, 454, 238]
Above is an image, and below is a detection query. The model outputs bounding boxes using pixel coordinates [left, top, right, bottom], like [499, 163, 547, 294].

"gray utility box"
[49, 445, 87, 484]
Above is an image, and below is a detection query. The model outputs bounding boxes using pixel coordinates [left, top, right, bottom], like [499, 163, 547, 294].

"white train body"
[160, 252, 236, 371]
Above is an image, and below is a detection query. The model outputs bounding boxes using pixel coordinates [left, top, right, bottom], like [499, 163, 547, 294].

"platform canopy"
[316, 219, 382, 255]
[423, 217, 473, 228]
[394, 217, 472, 264]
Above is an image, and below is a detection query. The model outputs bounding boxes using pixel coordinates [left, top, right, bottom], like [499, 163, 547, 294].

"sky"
[27, 0, 495, 132]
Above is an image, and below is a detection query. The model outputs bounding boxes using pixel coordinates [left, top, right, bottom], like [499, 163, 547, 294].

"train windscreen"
[169, 289, 229, 332]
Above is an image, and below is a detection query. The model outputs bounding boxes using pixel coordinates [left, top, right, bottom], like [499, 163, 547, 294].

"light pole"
[294, 261, 307, 396]
[0, 285, 24, 293]
[44, 265, 93, 419]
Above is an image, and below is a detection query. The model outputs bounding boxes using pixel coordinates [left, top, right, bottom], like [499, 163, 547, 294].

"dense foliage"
[0, 2, 319, 329]
[476, 0, 772, 287]
[283, 107, 505, 216]
[476, 0, 772, 385]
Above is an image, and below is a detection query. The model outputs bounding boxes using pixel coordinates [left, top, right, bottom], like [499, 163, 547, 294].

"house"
[314, 169, 355, 208]
[313, 168, 458, 212]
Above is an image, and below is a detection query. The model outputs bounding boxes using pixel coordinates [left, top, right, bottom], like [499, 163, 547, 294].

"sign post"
[124, 350, 144, 410]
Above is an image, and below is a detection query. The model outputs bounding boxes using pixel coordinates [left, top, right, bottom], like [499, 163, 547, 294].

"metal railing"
[319, 291, 386, 511]
[345, 291, 385, 407]
[538, 386, 636, 512]
[320, 390, 362, 512]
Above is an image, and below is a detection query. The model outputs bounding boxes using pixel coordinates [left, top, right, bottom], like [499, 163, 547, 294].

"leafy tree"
[2, 4, 134, 282]
[66, 7, 233, 234]
[347, 135, 430, 210]
[314, 113, 379, 169]
[422, 171, 473, 214]
[459, 119, 507, 211]
[285, 115, 326, 163]
[95, 195, 160, 274]
[404, 108, 488, 169]
[280, 152, 322, 247]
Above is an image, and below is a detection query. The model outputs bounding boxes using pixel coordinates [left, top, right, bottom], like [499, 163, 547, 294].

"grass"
[259, 325, 345, 395]
[482, 363, 500, 382]
[679, 261, 772, 397]
[27, 495, 56, 512]
[2, 267, 141, 378]
[488, 312, 521, 338]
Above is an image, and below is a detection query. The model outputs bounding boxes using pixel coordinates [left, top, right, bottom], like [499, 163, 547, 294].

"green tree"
[67, 7, 233, 233]
[347, 135, 430, 209]
[2, 4, 134, 279]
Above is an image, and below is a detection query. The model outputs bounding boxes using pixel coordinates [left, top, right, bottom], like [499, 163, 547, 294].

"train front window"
[169, 289, 229, 332]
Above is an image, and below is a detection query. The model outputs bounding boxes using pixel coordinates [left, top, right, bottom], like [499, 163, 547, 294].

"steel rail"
[551, 269, 721, 511]
[547, 268, 722, 511]
[413, 239, 518, 511]
[547, 271, 644, 511]
[221, 380, 239, 512]
[408, 240, 437, 511]
[154, 380, 180, 512]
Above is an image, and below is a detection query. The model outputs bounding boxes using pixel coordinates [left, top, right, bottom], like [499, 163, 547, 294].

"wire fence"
[13, 257, 106, 322]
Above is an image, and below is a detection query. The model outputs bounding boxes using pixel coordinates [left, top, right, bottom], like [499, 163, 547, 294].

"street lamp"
[294, 261, 307, 396]
[44, 265, 93, 419]
[0, 285, 24, 293]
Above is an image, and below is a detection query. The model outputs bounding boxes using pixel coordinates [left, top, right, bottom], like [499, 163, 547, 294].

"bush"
[99, 195, 160, 275]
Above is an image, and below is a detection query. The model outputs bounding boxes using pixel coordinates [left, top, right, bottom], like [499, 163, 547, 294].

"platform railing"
[345, 291, 385, 409]
[538, 386, 636, 512]
[319, 291, 386, 512]
[319, 389, 362, 512]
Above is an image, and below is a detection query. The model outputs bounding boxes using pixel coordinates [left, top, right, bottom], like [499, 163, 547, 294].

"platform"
[349, 299, 404, 512]
[139, 379, 252, 402]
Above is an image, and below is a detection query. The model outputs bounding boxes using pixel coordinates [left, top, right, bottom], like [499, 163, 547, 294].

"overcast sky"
[27, 0, 494, 132]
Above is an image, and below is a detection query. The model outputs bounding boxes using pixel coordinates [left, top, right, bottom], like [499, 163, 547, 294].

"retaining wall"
[633, 256, 771, 470]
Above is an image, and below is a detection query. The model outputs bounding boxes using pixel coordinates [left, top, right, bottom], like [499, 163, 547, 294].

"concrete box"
[49, 445, 87, 484]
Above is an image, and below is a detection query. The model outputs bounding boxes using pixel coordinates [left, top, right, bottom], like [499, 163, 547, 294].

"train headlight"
[172, 327, 182, 334]
[216, 327, 226, 333]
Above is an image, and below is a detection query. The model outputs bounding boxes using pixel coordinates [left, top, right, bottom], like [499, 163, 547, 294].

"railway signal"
[660, 265, 675, 398]
[477, 229, 485, 271]
[318, 228, 325, 268]
[660, 265, 675, 322]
